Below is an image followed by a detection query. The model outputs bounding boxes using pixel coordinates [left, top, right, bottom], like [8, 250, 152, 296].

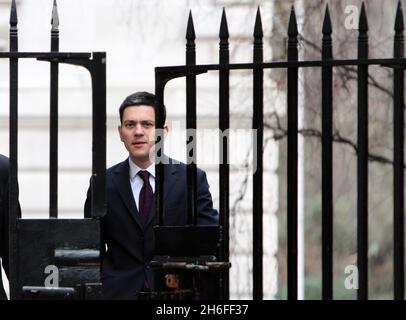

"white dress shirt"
[128, 158, 155, 211]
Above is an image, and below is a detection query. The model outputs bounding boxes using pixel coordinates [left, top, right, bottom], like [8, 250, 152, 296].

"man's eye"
[126, 123, 134, 128]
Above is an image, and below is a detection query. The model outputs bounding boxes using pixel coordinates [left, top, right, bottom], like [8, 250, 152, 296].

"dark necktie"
[138, 170, 153, 226]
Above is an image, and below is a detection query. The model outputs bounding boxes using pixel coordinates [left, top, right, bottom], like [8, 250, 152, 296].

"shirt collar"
[129, 158, 155, 181]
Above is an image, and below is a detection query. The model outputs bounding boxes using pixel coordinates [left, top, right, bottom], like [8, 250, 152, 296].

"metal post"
[8, 0, 18, 300]
[287, 6, 299, 301]
[253, 7, 263, 301]
[49, 0, 59, 218]
[357, 2, 369, 300]
[321, 5, 333, 300]
[219, 8, 230, 300]
[393, 0, 404, 301]
[90, 52, 107, 219]
[155, 73, 165, 226]
[186, 11, 197, 226]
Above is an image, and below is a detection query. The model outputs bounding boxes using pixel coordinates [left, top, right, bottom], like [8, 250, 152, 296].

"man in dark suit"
[85, 91, 218, 299]
[0, 154, 10, 300]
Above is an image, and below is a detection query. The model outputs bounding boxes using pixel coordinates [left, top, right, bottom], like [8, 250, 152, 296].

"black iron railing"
[7, 0, 106, 299]
[154, 2, 406, 300]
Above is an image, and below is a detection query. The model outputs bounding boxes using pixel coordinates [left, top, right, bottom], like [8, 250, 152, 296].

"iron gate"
[6, 0, 106, 299]
[154, 2, 406, 300]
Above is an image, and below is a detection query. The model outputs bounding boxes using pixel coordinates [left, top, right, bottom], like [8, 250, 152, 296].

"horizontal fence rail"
[156, 58, 406, 73]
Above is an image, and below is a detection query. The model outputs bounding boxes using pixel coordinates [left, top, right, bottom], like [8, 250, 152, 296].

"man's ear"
[163, 124, 169, 139]
[118, 125, 124, 142]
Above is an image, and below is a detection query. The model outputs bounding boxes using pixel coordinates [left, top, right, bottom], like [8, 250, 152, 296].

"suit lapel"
[112, 159, 143, 230]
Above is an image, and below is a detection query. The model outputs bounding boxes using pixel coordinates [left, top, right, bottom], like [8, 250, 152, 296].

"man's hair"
[119, 91, 166, 124]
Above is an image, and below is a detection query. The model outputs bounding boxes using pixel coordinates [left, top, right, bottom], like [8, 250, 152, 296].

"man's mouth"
[132, 141, 147, 147]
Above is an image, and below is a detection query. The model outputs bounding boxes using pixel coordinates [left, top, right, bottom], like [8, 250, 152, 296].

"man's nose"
[134, 123, 144, 135]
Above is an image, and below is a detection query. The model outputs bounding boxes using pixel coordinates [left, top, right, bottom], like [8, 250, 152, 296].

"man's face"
[118, 105, 168, 168]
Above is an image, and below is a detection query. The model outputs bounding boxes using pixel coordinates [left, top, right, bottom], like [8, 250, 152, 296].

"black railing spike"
[254, 7, 263, 38]
[322, 4, 332, 35]
[10, 0, 17, 26]
[288, 5, 298, 37]
[395, 0, 404, 32]
[359, 2, 368, 32]
[51, 0, 59, 29]
[219, 8, 229, 39]
[186, 10, 195, 41]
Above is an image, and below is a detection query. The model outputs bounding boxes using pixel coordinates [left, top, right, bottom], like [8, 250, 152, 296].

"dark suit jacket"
[85, 157, 218, 300]
[0, 155, 10, 300]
